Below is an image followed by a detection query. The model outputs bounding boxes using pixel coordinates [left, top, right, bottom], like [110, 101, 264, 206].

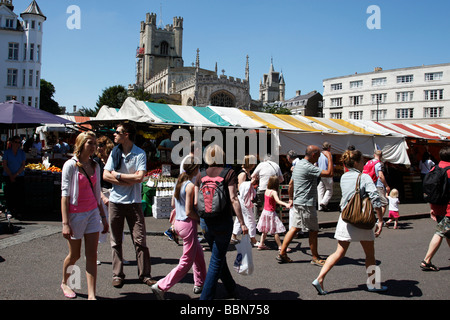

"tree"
[263, 104, 292, 115]
[40, 79, 62, 114]
[96, 85, 128, 109]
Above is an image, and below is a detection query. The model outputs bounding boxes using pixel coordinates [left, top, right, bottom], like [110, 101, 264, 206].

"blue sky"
[14, 0, 450, 111]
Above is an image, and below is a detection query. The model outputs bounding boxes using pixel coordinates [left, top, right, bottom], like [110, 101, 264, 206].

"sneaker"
[164, 229, 175, 241]
[151, 283, 165, 300]
[193, 285, 203, 294]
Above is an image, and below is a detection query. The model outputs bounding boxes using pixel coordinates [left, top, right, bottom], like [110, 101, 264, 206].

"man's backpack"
[363, 160, 380, 183]
[197, 168, 230, 219]
[423, 166, 450, 205]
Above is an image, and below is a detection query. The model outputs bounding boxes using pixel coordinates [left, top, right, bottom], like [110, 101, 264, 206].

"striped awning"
[375, 122, 450, 140]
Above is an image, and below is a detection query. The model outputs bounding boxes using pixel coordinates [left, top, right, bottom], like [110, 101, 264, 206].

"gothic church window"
[160, 41, 169, 55]
[210, 91, 235, 108]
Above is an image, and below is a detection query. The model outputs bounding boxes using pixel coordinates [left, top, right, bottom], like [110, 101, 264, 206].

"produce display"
[25, 163, 62, 172]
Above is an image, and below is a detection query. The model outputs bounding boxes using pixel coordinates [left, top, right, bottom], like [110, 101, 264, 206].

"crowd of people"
[2, 122, 448, 300]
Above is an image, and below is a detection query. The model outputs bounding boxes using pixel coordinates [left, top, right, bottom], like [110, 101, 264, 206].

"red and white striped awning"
[375, 122, 450, 140]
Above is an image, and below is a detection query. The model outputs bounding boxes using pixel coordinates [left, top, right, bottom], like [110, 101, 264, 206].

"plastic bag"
[233, 234, 254, 276]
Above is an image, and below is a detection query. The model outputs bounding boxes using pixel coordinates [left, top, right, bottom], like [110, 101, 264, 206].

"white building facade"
[322, 63, 450, 123]
[0, 0, 46, 107]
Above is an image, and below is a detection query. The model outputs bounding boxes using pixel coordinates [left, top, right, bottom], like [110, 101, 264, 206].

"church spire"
[245, 55, 250, 82]
[195, 48, 200, 70]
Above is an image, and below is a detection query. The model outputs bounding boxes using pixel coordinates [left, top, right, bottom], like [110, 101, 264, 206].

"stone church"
[132, 12, 285, 110]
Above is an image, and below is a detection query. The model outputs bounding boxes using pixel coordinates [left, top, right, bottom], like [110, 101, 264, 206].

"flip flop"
[61, 283, 76, 299]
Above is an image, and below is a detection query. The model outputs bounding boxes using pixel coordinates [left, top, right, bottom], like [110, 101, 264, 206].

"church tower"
[259, 59, 285, 104]
[136, 13, 184, 86]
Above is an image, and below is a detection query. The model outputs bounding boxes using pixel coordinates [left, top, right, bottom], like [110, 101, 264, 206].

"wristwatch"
[116, 173, 121, 181]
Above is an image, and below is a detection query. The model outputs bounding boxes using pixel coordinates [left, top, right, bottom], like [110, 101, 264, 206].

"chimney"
[296, 90, 301, 96]
[73, 105, 77, 113]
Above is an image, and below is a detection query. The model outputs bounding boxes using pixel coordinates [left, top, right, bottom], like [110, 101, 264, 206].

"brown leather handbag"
[341, 173, 376, 230]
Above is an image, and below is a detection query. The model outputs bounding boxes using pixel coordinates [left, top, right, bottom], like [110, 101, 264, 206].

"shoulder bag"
[341, 173, 376, 230]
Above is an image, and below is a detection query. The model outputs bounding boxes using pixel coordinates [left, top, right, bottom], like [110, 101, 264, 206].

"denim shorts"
[69, 207, 103, 240]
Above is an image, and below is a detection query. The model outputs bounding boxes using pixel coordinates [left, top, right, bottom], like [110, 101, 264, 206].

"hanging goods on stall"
[197, 168, 230, 219]
[363, 160, 380, 184]
[422, 166, 450, 205]
[341, 173, 376, 230]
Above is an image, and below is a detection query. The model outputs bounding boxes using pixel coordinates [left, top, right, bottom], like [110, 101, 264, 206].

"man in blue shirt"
[53, 138, 70, 154]
[2, 136, 26, 217]
[103, 123, 156, 288]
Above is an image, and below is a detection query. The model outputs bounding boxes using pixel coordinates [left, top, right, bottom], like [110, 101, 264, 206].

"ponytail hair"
[174, 156, 200, 200]
[341, 149, 362, 169]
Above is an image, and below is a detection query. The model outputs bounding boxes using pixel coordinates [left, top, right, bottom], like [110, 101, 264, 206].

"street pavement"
[0, 202, 448, 307]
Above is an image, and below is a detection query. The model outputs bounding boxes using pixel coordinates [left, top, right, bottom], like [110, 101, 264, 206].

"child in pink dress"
[256, 176, 290, 250]
[386, 188, 400, 229]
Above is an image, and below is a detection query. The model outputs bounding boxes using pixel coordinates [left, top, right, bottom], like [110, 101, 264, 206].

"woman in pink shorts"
[60, 132, 109, 300]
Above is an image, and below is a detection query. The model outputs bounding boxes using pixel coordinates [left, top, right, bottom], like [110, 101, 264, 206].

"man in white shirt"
[251, 155, 284, 217]
[317, 142, 334, 211]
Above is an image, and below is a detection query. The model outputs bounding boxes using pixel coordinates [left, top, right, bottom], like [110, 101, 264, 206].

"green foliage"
[40, 79, 62, 114]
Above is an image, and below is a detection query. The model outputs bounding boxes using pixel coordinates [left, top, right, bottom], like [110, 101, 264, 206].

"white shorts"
[69, 207, 103, 240]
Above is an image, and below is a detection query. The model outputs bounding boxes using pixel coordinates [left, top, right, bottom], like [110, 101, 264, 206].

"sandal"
[311, 257, 326, 266]
[420, 260, 439, 271]
[61, 283, 76, 299]
[276, 253, 293, 264]
[279, 247, 292, 253]
[258, 244, 270, 250]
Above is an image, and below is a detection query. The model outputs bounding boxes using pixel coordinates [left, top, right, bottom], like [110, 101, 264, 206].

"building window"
[5, 18, 14, 29]
[396, 108, 414, 119]
[424, 107, 443, 118]
[424, 89, 444, 100]
[7, 69, 18, 87]
[350, 96, 363, 105]
[160, 41, 169, 55]
[425, 72, 443, 81]
[349, 111, 363, 120]
[372, 77, 387, 86]
[210, 91, 235, 108]
[8, 43, 19, 60]
[397, 75, 414, 83]
[371, 93, 387, 104]
[350, 80, 363, 88]
[330, 98, 342, 107]
[30, 44, 35, 61]
[22, 69, 26, 87]
[330, 112, 342, 119]
[23, 43, 27, 61]
[36, 71, 40, 88]
[396, 91, 414, 102]
[331, 83, 342, 91]
[35, 97, 39, 108]
[37, 45, 41, 62]
[31, 20, 35, 29]
[371, 109, 387, 121]
[28, 97, 32, 106]
[29, 70, 33, 87]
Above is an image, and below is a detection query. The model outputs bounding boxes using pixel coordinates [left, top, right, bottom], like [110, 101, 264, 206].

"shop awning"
[375, 122, 450, 140]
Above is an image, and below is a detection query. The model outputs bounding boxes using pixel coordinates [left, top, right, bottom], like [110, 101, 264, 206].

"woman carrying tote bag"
[312, 149, 387, 295]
